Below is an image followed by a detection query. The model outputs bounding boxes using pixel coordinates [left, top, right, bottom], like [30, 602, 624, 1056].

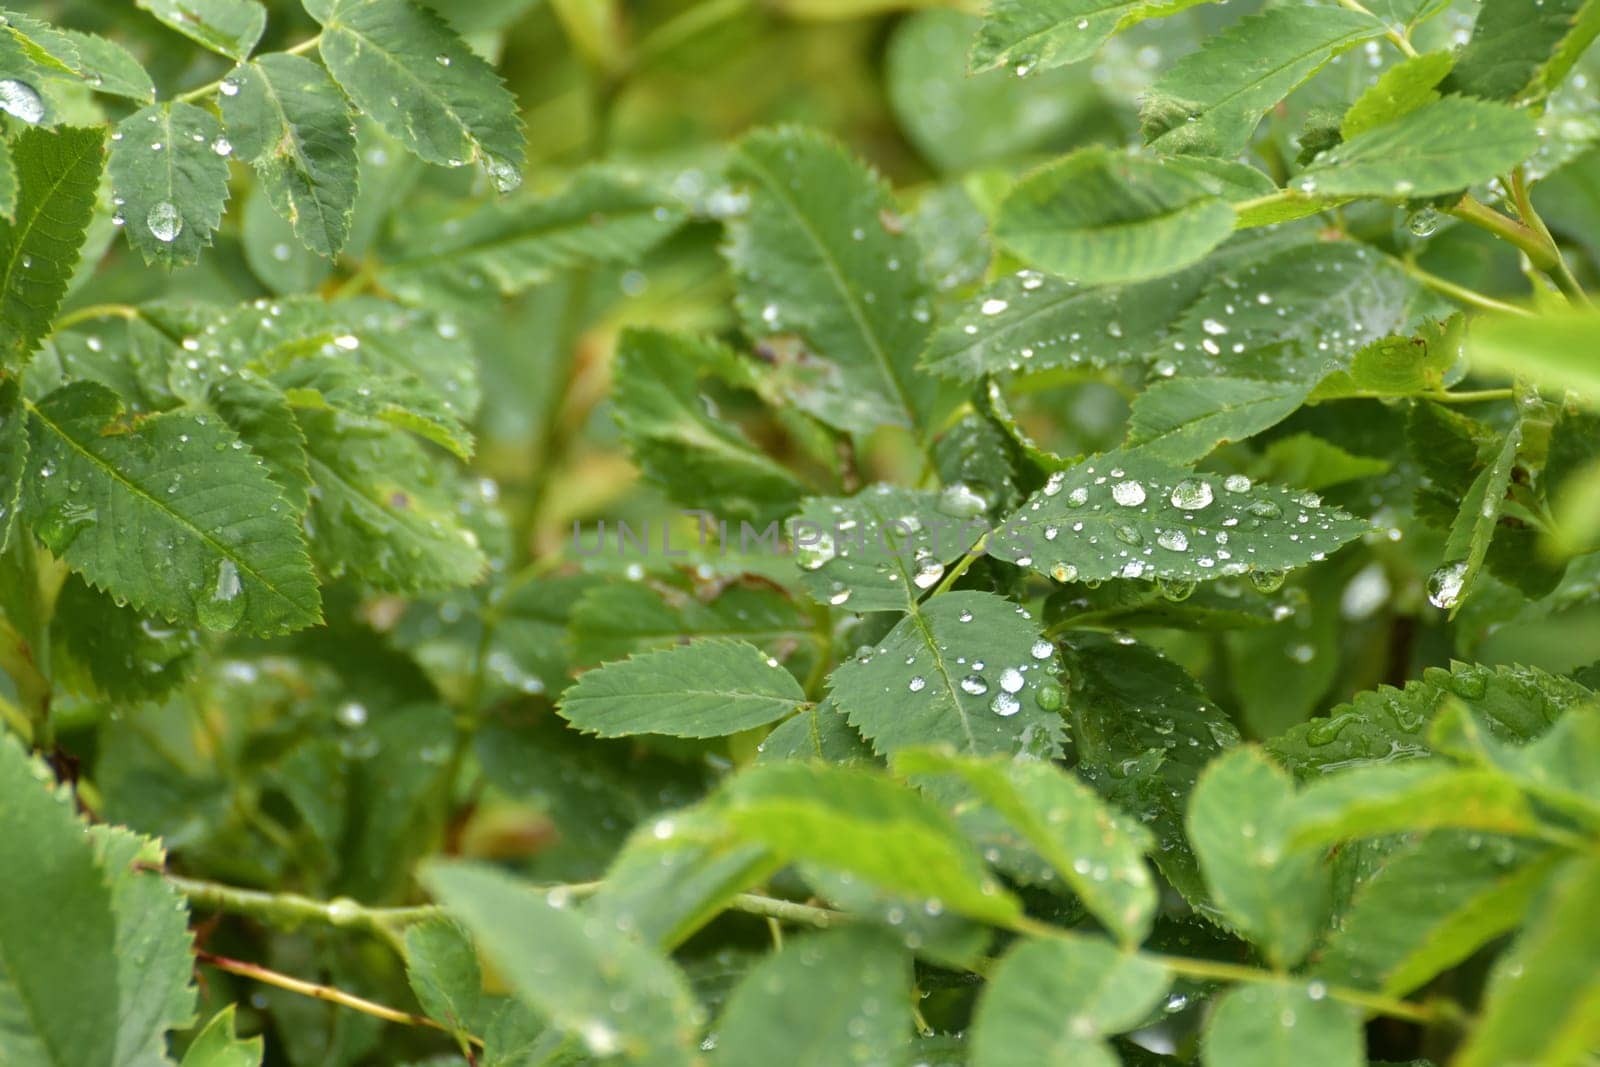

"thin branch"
[1332, 0, 1420, 56]
[173, 34, 321, 104]
[196, 951, 482, 1047]
[1396, 260, 1534, 318]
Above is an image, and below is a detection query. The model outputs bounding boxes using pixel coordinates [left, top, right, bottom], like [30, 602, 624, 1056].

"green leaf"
[136, 0, 265, 60]
[0, 378, 23, 551]
[53, 29, 157, 102]
[1455, 856, 1600, 1066]
[1469, 309, 1600, 401]
[273, 354, 472, 460]
[1433, 700, 1600, 828]
[888, 11, 1094, 173]
[568, 577, 812, 666]
[1437, 423, 1520, 615]
[970, 0, 1216, 75]
[613, 329, 806, 525]
[1161, 241, 1441, 382]
[1141, 7, 1384, 158]
[1269, 662, 1591, 778]
[220, 53, 359, 257]
[558, 638, 809, 739]
[1296, 97, 1541, 198]
[1316, 832, 1558, 995]
[206, 374, 312, 511]
[757, 700, 877, 765]
[1447, 0, 1600, 102]
[586, 812, 776, 949]
[1287, 763, 1542, 849]
[725, 126, 952, 436]
[309, 0, 524, 188]
[22, 380, 321, 635]
[1341, 51, 1454, 138]
[790, 485, 973, 613]
[1062, 634, 1239, 905]
[971, 937, 1170, 1067]
[0, 126, 103, 370]
[711, 928, 912, 1067]
[0, 736, 121, 1067]
[918, 225, 1317, 381]
[108, 102, 231, 267]
[894, 748, 1158, 943]
[422, 861, 700, 1063]
[92, 826, 199, 1063]
[716, 761, 1024, 923]
[986, 450, 1367, 587]
[0, 137, 14, 221]
[1201, 981, 1363, 1067]
[179, 1006, 263, 1067]
[298, 408, 484, 592]
[404, 918, 483, 1035]
[51, 574, 202, 702]
[1187, 746, 1329, 966]
[381, 167, 683, 302]
[1309, 317, 1461, 399]
[994, 148, 1236, 285]
[827, 591, 1067, 758]
[1124, 378, 1307, 465]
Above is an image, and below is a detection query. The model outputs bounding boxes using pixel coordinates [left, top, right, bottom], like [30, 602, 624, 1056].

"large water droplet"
[1405, 206, 1441, 237]
[1111, 480, 1146, 507]
[147, 201, 183, 243]
[486, 156, 522, 193]
[960, 674, 989, 695]
[197, 559, 246, 631]
[991, 692, 1020, 717]
[1426, 560, 1468, 610]
[0, 78, 45, 124]
[912, 557, 945, 590]
[1249, 568, 1287, 594]
[1170, 478, 1213, 510]
[1035, 684, 1063, 711]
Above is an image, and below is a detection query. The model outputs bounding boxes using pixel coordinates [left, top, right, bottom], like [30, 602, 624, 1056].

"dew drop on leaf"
[0, 78, 44, 124]
[1111, 480, 1146, 507]
[1426, 560, 1468, 609]
[1170, 478, 1213, 510]
[147, 201, 183, 243]
[197, 559, 246, 631]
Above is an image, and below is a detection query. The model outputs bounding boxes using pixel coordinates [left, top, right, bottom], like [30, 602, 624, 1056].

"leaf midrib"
[25, 396, 313, 623]
[735, 145, 922, 435]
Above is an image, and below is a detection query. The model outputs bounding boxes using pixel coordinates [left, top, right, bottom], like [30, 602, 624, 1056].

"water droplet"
[1036, 684, 1063, 710]
[991, 692, 1020, 716]
[1426, 560, 1468, 609]
[1223, 473, 1252, 493]
[1050, 561, 1078, 582]
[1249, 568, 1287, 593]
[938, 482, 987, 518]
[0, 79, 45, 124]
[1405, 206, 1440, 237]
[197, 559, 246, 631]
[1158, 576, 1197, 601]
[146, 201, 183, 243]
[1157, 529, 1188, 552]
[486, 156, 522, 193]
[999, 667, 1025, 693]
[960, 674, 989, 695]
[912, 558, 945, 589]
[219, 78, 240, 96]
[1170, 478, 1213, 510]
[1030, 639, 1054, 660]
[908, 675, 927, 693]
[212, 136, 232, 156]
[1111, 480, 1146, 507]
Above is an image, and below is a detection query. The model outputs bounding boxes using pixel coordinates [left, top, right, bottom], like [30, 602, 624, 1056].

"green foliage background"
[1, 0, 1599, 1064]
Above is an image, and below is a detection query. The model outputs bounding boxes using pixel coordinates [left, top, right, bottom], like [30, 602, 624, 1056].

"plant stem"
[50, 303, 140, 332]
[174, 35, 321, 103]
[1008, 917, 1443, 1025]
[1333, 0, 1420, 56]
[1449, 194, 1589, 302]
[928, 534, 987, 599]
[1397, 261, 1534, 318]
[168, 874, 846, 934]
[196, 951, 482, 1047]
[1508, 168, 1592, 306]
